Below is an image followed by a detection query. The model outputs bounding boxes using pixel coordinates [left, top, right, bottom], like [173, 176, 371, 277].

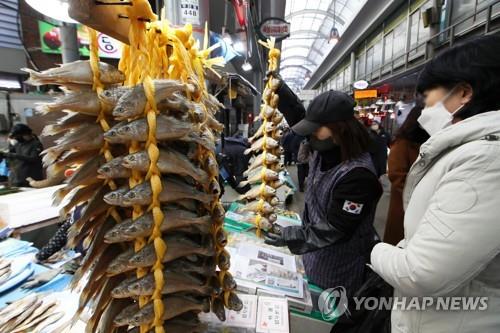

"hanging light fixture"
[328, 0, 340, 44]
[26, 0, 77, 23]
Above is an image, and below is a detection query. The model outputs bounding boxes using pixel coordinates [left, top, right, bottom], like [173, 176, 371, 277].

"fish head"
[129, 245, 154, 266]
[222, 272, 237, 290]
[215, 227, 227, 247]
[122, 214, 150, 238]
[212, 202, 225, 220]
[104, 219, 132, 243]
[99, 87, 126, 106]
[268, 213, 278, 222]
[228, 292, 243, 311]
[122, 184, 151, 206]
[212, 298, 226, 321]
[103, 189, 126, 206]
[122, 151, 149, 169]
[259, 217, 272, 231]
[269, 197, 279, 206]
[274, 129, 284, 140]
[113, 304, 139, 326]
[128, 276, 154, 296]
[217, 250, 230, 270]
[117, 121, 145, 141]
[209, 180, 221, 196]
[97, 158, 127, 178]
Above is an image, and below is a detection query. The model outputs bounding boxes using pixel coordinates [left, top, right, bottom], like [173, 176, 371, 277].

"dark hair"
[10, 123, 32, 137]
[395, 106, 430, 144]
[325, 117, 372, 162]
[416, 35, 500, 119]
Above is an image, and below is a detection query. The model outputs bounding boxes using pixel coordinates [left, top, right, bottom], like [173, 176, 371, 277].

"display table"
[223, 205, 337, 333]
[0, 186, 64, 236]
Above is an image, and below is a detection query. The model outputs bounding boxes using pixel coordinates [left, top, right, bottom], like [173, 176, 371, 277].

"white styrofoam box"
[0, 185, 64, 228]
[256, 296, 289, 333]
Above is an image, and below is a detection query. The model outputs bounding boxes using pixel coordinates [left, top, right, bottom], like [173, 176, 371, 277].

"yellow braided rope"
[88, 28, 121, 232]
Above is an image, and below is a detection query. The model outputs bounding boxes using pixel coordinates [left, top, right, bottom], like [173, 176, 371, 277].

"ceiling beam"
[285, 9, 346, 26]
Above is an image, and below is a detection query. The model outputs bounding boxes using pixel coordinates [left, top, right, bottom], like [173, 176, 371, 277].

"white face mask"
[371, 124, 380, 131]
[9, 139, 17, 146]
[418, 88, 464, 136]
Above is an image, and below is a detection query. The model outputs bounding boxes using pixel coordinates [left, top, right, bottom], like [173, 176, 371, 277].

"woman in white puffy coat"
[370, 35, 500, 332]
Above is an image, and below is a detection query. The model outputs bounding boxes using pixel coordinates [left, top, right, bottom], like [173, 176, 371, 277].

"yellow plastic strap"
[223, 291, 231, 308]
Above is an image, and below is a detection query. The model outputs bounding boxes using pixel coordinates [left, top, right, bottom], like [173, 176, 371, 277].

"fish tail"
[238, 180, 248, 187]
[244, 148, 252, 155]
[21, 68, 45, 86]
[35, 103, 55, 115]
[41, 124, 60, 136]
[52, 187, 70, 206]
[42, 148, 61, 166]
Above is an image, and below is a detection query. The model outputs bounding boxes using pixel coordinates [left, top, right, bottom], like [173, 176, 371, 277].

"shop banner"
[354, 89, 378, 99]
[38, 21, 122, 59]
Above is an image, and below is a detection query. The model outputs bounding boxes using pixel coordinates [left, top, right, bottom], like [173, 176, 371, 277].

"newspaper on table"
[231, 243, 304, 298]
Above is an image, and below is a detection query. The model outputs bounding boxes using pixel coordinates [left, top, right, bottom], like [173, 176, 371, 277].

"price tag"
[179, 0, 200, 25]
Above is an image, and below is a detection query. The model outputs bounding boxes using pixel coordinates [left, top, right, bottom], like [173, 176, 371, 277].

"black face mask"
[309, 136, 338, 152]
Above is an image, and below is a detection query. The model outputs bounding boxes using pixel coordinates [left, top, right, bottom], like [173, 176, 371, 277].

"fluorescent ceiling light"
[26, 0, 77, 24]
[0, 79, 21, 89]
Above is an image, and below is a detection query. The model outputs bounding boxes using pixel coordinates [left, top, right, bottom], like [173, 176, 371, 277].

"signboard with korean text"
[179, 0, 201, 25]
[257, 17, 290, 42]
[38, 21, 122, 59]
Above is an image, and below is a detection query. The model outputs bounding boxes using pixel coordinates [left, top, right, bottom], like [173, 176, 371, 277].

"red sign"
[257, 17, 290, 42]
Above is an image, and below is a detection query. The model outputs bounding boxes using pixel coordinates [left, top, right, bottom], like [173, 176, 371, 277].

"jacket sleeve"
[387, 140, 411, 195]
[275, 81, 306, 128]
[371, 141, 500, 296]
[283, 168, 382, 254]
[6, 141, 43, 163]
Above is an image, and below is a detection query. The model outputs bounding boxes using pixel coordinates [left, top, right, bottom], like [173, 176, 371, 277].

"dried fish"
[128, 235, 215, 269]
[113, 80, 195, 119]
[244, 136, 279, 155]
[23, 60, 124, 85]
[36, 91, 102, 116]
[97, 156, 131, 179]
[122, 148, 208, 184]
[104, 208, 212, 243]
[238, 185, 276, 201]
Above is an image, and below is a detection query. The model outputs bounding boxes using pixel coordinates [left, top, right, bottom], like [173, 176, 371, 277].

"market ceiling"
[280, 0, 367, 92]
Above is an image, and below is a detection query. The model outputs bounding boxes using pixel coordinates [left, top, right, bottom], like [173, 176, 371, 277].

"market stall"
[0, 1, 338, 332]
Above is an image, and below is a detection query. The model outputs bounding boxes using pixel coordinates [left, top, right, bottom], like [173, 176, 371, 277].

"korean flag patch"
[343, 200, 364, 215]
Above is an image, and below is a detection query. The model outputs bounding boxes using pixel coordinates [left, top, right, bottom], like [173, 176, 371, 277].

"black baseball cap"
[292, 90, 356, 136]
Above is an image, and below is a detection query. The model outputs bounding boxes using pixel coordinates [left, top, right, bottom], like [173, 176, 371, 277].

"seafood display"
[25, 3, 239, 331]
[0, 294, 63, 332]
[239, 38, 284, 235]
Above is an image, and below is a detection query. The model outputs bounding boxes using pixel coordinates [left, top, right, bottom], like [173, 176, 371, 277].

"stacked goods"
[239, 38, 284, 235]
[24, 2, 240, 332]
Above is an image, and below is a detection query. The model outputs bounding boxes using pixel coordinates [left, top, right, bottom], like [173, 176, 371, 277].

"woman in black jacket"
[264, 82, 382, 297]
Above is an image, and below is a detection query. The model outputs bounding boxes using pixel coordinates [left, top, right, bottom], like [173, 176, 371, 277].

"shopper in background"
[0, 124, 43, 187]
[266, 84, 383, 297]
[296, 138, 310, 192]
[369, 120, 390, 176]
[371, 35, 500, 332]
[395, 94, 415, 126]
[383, 106, 429, 245]
[281, 127, 294, 166]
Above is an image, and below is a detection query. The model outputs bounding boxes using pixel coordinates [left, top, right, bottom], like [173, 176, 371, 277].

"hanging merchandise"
[239, 37, 284, 236]
[23, 1, 241, 331]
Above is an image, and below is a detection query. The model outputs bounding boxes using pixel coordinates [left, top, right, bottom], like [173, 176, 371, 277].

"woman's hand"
[264, 232, 287, 247]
